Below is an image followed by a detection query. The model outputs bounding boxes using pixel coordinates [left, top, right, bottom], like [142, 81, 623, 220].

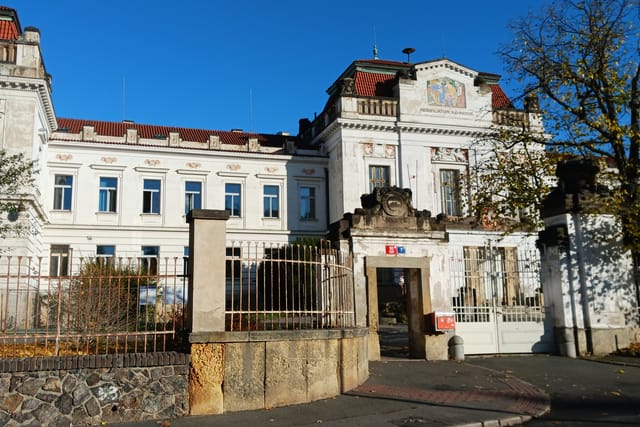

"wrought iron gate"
[450, 245, 553, 354]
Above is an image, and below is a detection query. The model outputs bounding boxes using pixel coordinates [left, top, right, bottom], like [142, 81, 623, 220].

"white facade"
[0, 7, 540, 302]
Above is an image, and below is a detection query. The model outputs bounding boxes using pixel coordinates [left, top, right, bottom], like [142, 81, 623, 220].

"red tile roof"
[354, 71, 397, 97]
[490, 84, 514, 109]
[55, 118, 290, 148]
[0, 7, 19, 40]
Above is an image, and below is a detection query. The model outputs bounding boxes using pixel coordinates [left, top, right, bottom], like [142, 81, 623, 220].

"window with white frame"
[50, 245, 70, 276]
[142, 179, 161, 214]
[98, 177, 117, 212]
[368, 165, 390, 192]
[225, 183, 241, 217]
[299, 186, 316, 220]
[140, 246, 159, 275]
[263, 185, 280, 218]
[439, 169, 461, 216]
[184, 181, 202, 215]
[53, 175, 73, 211]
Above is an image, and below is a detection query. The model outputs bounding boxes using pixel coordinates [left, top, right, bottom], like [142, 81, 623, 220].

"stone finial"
[126, 128, 138, 144]
[82, 125, 95, 141]
[248, 137, 260, 152]
[209, 135, 221, 150]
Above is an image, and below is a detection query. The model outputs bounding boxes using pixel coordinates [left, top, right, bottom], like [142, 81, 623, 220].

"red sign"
[385, 245, 397, 255]
[435, 313, 456, 331]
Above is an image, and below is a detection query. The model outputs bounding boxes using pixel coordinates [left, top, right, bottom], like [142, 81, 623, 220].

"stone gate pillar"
[185, 209, 229, 415]
[539, 159, 639, 357]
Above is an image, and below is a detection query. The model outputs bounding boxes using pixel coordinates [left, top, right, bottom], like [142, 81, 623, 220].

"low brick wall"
[188, 328, 369, 415]
[0, 352, 189, 426]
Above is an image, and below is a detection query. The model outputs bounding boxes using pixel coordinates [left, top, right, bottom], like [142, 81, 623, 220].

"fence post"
[186, 209, 229, 333]
[186, 209, 229, 415]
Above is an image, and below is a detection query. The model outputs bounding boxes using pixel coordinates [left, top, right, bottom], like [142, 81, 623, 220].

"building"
[0, 6, 554, 355]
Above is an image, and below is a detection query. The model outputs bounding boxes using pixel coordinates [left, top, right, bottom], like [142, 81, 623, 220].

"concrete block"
[306, 339, 340, 401]
[340, 337, 359, 392]
[188, 343, 224, 415]
[223, 342, 265, 412]
[265, 341, 308, 408]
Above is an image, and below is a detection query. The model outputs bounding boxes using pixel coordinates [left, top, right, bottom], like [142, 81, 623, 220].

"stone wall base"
[0, 352, 189, 426]
[188, 328, 369, 414]
[554, 326, 640, 357]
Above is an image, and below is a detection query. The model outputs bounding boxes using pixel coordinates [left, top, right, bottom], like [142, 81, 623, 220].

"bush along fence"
[0, 255, 187, 358]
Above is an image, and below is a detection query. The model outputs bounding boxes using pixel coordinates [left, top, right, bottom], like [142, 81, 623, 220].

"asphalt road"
[467, 355, 640, 426]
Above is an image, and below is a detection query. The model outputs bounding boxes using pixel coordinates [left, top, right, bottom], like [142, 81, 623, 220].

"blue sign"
[397, 246, 406, 254]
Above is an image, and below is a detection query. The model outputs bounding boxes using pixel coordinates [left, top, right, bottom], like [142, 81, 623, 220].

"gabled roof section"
[0, 7, 20, 40]
[55, 118, 291, 148]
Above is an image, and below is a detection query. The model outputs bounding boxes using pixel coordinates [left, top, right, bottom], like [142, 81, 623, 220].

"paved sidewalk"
[114, 358, 550, 427]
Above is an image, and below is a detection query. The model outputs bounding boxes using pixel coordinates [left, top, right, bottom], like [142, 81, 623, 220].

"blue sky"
[12, 0, 542, 134]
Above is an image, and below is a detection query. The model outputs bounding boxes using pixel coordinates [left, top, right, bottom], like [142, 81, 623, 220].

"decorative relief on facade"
[340, 77, 355, 96]
[302, 168, 315, 175]
[144, 159, 161, 167]
[363, 143, 396, 158]
[186, 162, 201, 169]
[226, 164, 241, 171]
[384, 145, 396, 158]
[431, 147, 467, 163]
[55, 154, 73, 161]
[101, 157, 117, 164]
[427, 77, 466, 108]
[264, 167, 278, 173]
[362, 143, 374, 156]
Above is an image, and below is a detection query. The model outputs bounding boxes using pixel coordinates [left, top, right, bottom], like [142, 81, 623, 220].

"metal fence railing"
[0, 256, 186, 358]
[225, 240, 355, 331]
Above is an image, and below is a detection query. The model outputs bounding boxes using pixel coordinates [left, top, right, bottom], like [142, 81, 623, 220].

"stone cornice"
[330, 119, 486, 138]
[0, 79, 56, 130]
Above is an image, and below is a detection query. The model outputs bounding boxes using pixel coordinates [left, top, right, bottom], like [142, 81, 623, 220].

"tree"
[473, 1, 639, 247]
[0, 149, 35, 239]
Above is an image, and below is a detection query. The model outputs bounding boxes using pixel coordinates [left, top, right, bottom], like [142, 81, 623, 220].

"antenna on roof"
[373, 26, 379, 60]
[249, 88, 253, 132]
[121, 77, 126, 121]
[402, 47, 415, 64]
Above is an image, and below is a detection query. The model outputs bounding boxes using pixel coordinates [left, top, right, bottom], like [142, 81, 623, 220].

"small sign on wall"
[385, 245, 405, 255]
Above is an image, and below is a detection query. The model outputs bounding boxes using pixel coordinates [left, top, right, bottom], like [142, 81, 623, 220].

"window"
[53, 175, 73, 211]
[50, 245, 70, 277]
[300, 186, 316, 220]
[96, 245, 115, 266]
[98, 177, 117, 212]
[225, 183, 241, 217]
[140, 246, 159, 275]
[96, 245, 115, 258]
[184, 181, 202, 215]
[142, 179, 161, 214]
[263, 185, 279, 218]
[440, 169, 461, 216]
[368, 165, 390, 192]
[226, 247, 241, 280]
